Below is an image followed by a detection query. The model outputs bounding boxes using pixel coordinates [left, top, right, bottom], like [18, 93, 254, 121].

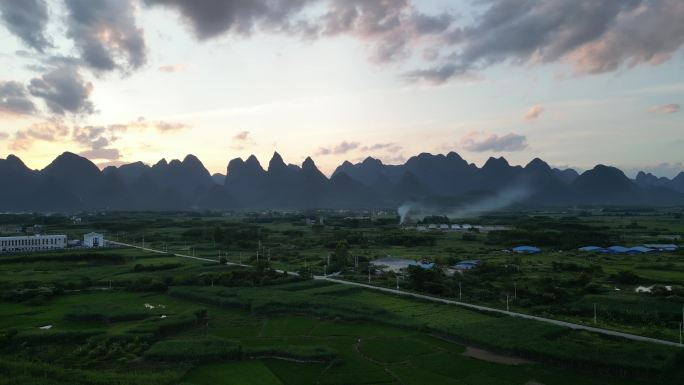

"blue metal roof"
[512, 246, 541, 253]
[627, 246, 654, 253]
[457, 259, 481, 265]
[643, 244, 678, 250]
[578, 246, 606, 252]
[606, 246, 630, 253]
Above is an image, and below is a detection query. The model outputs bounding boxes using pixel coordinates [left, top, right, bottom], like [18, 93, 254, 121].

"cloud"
[28, 65, 94, 115]
[154, 120, 188, 132]
[0, 0, 51, 52]
[79, 148, 121, 160]
[360, 142, 402, 153]
[383, 153, 406, 164]
[9, 117, 187, 153]
[100, 117, 189, 135]
[230, 130, 255, 150]
[403, 63, 468, 84]
[321, 0, 455, 63]
[158, 64, 187, 73]
[145, 0, 456, 64]
[0, 81, 36, 116]
[233, 130, 251, 141]
[64, 0, 147, 72]
[623, 162, 684, 179]
[72, 125, 119, 150]
[460, 131, 528, 152]
[649, 103, 680, 114]
[524, 105, 544, 121]
[10, 119, 70, 151]
[406, 0, 684, 83]
[144, 0, 316, 40]
[317, 140, 360, 155]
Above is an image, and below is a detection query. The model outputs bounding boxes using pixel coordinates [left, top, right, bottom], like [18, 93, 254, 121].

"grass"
[182, 361, 283, 385]
[2, 210, 684, 384]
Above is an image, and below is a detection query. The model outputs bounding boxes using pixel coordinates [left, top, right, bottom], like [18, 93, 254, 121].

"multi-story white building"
[0, 235, 67, 253]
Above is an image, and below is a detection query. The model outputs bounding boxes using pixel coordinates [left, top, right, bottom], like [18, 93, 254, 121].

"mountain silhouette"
[0, 151, 682, 211]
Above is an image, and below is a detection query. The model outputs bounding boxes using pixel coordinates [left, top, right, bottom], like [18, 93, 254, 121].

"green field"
[1, 211, 683, 384]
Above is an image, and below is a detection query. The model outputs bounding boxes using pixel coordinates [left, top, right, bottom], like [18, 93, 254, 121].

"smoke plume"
[398, 185, 531, 224]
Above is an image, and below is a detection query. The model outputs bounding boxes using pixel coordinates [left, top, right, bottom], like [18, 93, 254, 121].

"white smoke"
[397, 202, 413, 224]
[397, 185, 531, 224]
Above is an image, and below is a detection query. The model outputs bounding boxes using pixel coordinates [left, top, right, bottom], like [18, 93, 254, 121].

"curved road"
[109, 240, 681, 348]
[315, 276, 683, 348]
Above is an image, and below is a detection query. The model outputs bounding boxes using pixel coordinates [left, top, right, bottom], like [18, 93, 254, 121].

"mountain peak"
[525, 157, 551, 172]
[183, 154, 201, 164]
[268, 152, 287, 172]
[246, 155, 260, 165]
[5, 154, 28, 169]
[483, 156, 510, 169]
[302, 156, 316, 170]
[153, 159, 168, 168]
[362, 156, 382, 167]
[47, 152, 97, 169]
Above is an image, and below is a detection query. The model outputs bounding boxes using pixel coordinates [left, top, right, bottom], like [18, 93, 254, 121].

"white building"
[0, 234, 67, 253]
[84, 232, 105, 248]
[370, 257, 435, 273]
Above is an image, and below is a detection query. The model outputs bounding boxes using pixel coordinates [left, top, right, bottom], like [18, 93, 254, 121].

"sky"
[0, 0, 683, 177]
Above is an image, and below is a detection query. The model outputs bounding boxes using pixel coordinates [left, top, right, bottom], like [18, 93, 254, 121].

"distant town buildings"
[512, 246, 541, 254]
[578, 244, 679, 254]
[0, 234, 67, 253]
[370, 257, 434, 273]
[413, 223, 510, 233]
[453, 260, 481, 271]
[84, 232, 105, 248]
[0, 231, 109, 254]
[642, 244, 679, 252]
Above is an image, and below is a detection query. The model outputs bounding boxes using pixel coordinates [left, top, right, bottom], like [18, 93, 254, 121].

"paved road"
[108, 240, 681, 348]
[108, 240, 297, 275]
[316, 276, 683, 348]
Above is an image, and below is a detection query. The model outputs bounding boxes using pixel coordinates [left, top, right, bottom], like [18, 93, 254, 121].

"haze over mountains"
[1, 152, 683, 212]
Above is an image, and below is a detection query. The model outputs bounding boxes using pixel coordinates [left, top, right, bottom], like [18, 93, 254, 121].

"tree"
[334, 240, 349, 266]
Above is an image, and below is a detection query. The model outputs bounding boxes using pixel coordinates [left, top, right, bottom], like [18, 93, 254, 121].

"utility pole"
[396, 275, 399, 290]
[324, 265, 327, 277]
[368, 266, 371, 283]
[458, 281, 462, 301]
[593, 303, 597, 324]
[506, 294, 510, 312]
[514, 282, 517, 300]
